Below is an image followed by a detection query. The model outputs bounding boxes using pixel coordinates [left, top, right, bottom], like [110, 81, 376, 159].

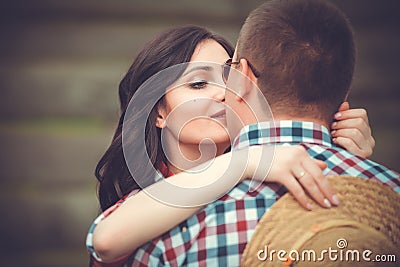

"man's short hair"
[237, 0, 355, 122]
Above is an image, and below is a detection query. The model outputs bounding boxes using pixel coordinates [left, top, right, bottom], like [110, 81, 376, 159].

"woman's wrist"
[242, 145, 261, 181]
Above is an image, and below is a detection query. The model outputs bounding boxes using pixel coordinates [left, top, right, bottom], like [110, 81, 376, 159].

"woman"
[87, 25, 374, 266]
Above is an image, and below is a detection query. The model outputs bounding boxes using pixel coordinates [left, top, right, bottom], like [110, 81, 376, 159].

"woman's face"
[158, 39, 230, 150]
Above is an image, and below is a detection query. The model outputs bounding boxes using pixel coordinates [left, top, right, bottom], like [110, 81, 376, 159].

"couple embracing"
[87, 0, 399, 266]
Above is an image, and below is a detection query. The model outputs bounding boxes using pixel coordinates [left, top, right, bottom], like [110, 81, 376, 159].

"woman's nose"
[214, 85, 225, 102]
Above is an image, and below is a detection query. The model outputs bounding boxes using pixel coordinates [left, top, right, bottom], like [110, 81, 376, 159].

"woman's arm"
[90, 145, 335, 263]
[92, 148, 252, 263]
[331, 101, 375, 158]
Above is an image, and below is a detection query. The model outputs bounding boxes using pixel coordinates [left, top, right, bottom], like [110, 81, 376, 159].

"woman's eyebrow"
[182, 65, 213, 77]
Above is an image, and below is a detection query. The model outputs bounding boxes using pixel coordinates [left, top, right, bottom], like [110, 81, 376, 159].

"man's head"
[233, 0, 355, 124]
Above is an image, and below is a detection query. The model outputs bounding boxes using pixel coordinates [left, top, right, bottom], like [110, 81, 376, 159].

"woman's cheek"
[165, 98, 209, 139]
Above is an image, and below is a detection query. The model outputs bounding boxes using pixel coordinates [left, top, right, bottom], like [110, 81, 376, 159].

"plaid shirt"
[89, 120, 400, 267]
[131, 121, 400, 266]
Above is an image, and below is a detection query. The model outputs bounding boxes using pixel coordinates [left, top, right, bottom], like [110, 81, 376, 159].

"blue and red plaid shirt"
[87, 120, 399, 267]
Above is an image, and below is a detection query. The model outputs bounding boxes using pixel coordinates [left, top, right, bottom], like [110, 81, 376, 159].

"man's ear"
[236, 58, 258, 101]
[155, 106, 167, 129]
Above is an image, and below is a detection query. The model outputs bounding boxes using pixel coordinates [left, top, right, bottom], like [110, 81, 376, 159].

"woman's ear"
[155, 106, 167, 129]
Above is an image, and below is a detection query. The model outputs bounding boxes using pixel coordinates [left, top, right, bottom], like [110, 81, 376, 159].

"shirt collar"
[232, 120, 333, 150]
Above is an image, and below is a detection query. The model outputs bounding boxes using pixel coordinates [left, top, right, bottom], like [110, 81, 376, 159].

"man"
[132, 0, 399, 265]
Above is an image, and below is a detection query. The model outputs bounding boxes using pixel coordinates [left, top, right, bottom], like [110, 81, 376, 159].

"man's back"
[134, 0, 399, 265]
[132, 120, 399, 266]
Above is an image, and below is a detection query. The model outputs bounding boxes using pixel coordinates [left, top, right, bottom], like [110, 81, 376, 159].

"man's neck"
[271, 115, 330, 130]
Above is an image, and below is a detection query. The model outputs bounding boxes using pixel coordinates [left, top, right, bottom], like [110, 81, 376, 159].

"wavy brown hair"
[95, 25, 234, 211]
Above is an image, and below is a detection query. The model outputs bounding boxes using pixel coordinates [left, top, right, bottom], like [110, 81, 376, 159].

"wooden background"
[0, 1, 399, 266]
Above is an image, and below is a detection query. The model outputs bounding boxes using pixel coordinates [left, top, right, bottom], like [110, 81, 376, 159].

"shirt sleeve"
[86, 189, 140, 266]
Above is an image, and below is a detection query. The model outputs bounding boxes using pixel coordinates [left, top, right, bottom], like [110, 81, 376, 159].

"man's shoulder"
[306, 143, 400, 191]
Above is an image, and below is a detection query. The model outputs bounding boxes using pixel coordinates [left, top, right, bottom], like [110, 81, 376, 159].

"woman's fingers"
[333, 136, 364, 156]
[281, 177, 312, 210]
[307, 158, 338, 205]
[262, 145, 339, 210]
[332, 108, 371, 138]
[332, 117, 369, 135]
[337, 101, 350, 112]
[331, 109, 375, 158]
[288, 156, 337, 209]
[314, 159, 327, 170]
[331, 118, 375, 158]
[334, 108, 369, 124]
[331, 128, 363, 146]
[331, 129, 373, 158]
[294, 170, 328, 208]
[298, 158, 337, 208]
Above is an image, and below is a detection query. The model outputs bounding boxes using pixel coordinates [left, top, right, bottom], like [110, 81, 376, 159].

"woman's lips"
[210, 109, 227, 126]
[211, 109, 226, 118]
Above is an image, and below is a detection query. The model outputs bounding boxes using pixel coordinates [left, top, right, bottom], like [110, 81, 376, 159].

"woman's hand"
[331, 102, 375, 158]
[247, 145, 338, 211]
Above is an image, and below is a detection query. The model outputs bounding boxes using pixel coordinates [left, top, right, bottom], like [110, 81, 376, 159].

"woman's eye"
[189, 80, 207, 89]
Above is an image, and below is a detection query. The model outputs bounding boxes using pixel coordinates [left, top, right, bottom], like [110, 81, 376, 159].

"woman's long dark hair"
[96, 25, 234, 211]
